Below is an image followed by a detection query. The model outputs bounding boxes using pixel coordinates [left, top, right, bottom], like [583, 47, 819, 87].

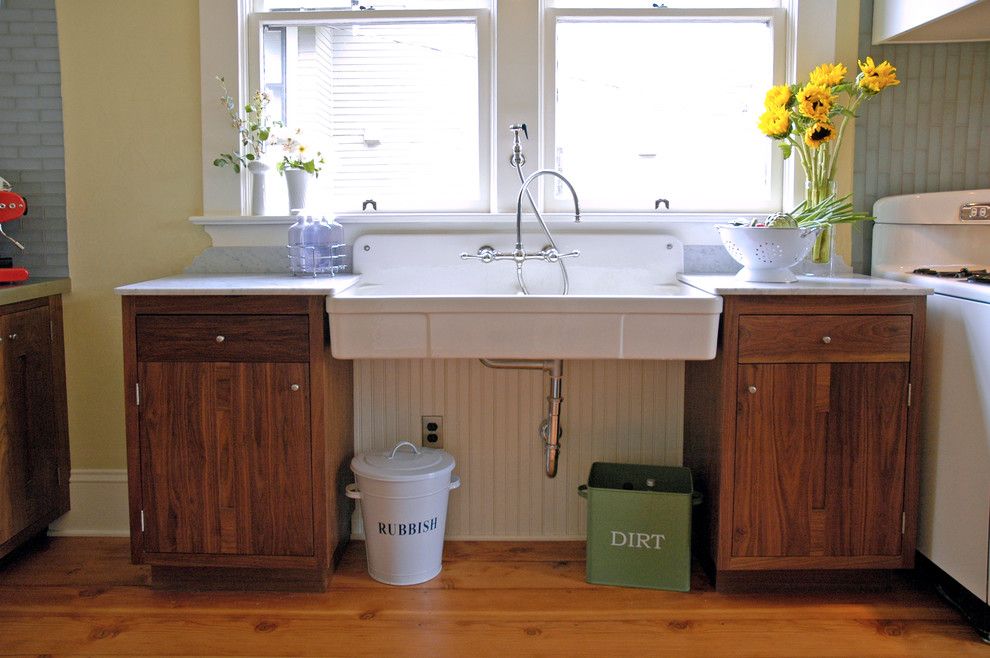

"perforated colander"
[716, 225, 821, 283]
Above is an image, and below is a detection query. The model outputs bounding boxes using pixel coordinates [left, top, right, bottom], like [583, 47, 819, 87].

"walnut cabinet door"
[137, 361, 315, 557]
[731, 361, 909, 562]
[0, 306, 58, 547]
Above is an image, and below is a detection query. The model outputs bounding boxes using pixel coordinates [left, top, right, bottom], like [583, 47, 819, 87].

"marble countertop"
[678, 273, 933, 296]
[115, 273, 360, 296]
[116, 272, 932, 298]
[0, 277, 71, 305]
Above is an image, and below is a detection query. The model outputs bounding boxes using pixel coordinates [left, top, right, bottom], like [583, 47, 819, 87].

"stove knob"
[822, 336, 831, 344]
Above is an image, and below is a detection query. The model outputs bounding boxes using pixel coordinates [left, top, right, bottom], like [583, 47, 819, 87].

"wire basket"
[716, 225, 820, 283]
[287, 242, 348, 277]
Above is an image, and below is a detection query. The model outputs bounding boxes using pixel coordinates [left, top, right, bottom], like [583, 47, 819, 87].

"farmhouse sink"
[325, 231, 722, 359]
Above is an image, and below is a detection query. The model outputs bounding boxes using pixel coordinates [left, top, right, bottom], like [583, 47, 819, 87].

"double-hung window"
[236, 1, 783, 215]
[250, 1, 491, 212]
[545, 2, 784, 212]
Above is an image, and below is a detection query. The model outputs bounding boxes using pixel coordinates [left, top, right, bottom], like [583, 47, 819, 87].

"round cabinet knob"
[822, 336, 832, 344]
[747, 385, 757, 394]
[215, 335, 225, 343]
[290, 384, 300, 391]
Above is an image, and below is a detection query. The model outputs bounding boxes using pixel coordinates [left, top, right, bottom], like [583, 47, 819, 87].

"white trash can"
[346, 441, 460, 585]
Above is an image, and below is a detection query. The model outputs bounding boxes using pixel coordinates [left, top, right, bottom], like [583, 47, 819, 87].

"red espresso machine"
[0, 190, 31, 283]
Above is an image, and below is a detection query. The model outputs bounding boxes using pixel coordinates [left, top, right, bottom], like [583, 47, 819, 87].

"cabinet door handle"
[215, 335, 225, 343]
[821, 336, 831, 344]
[7, 333, 16, 341]
[747, 385, 757, 394]
[290, 384, 300, 391]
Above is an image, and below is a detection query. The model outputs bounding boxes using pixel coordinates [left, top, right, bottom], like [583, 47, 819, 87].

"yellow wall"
[56, 0, 208, 469]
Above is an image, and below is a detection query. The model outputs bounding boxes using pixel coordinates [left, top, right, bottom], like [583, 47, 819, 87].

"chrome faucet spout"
[514, 169, 581, 251]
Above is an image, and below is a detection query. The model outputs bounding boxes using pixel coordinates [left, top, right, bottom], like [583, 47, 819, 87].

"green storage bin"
[578, 462, 694, 592]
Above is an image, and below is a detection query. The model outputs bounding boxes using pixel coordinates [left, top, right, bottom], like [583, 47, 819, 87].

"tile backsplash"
[853, 0, 990, 271]
[0, 0, 67, 277]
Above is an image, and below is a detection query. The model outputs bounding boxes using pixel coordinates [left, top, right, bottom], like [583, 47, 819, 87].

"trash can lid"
[351, 441, 455, 482]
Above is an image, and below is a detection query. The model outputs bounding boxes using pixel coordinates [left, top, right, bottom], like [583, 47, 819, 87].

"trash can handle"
[577, 484, 588, 499]
[345, 483, 362, 499]
[389, 441, 421, 459]
[449, 475, 461, 490]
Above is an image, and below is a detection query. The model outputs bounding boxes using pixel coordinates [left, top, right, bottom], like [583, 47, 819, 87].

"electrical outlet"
[421, 415, 443, 449]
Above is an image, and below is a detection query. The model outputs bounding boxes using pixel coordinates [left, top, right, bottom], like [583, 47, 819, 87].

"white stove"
[872, 189, 990, 641]
[879, 265, 990, 303]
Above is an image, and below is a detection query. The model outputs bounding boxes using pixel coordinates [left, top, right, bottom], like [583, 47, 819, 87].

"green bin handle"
[578, 484, 703, 504]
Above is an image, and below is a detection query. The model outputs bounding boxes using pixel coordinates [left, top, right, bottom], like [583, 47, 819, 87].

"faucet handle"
[509, 123, 528, 140]
[460, 245, 498, 264]
[542, 248, 580, 263]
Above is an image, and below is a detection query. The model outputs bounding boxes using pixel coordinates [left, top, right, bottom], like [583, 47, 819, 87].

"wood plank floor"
[0, 537, 985, 657]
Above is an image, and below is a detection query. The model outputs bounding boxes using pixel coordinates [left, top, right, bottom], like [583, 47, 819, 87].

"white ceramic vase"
[284, 168, 310, 215]
[246, 161, 270, 216]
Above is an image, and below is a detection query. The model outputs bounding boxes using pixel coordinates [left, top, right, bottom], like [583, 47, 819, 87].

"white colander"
[716, 225, 821, 283]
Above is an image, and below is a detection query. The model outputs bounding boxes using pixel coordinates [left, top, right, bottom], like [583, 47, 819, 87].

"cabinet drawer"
[738, 314, 911, 363]
[136, 315, 309, 362]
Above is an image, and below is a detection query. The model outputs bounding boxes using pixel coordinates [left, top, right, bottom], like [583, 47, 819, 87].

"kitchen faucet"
[461, 124, 581, 294]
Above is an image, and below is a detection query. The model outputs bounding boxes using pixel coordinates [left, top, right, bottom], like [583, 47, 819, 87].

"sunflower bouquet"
[758, 57, 900, 263]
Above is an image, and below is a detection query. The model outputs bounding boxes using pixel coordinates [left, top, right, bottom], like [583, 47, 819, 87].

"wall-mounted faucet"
[461, 124, 581, 296]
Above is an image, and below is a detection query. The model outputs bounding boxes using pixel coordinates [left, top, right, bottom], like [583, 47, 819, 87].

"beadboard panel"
[353, 358, 685, 539]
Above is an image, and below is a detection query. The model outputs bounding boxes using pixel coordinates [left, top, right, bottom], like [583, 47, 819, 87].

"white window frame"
[246, 7, 493, 212]
[542, 6, 786, 213]
[198, 0, 856, 222]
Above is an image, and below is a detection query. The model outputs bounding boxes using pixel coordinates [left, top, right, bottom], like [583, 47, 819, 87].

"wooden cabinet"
[122, 296, 353, 590]
[685, 295, 925, 590]
[0, 296, 70, 561]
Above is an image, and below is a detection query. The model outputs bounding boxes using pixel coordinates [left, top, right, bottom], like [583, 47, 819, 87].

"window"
[253, 4, 490, 211]
[224, 1, 785, 215]
[549, 12, 781, 212]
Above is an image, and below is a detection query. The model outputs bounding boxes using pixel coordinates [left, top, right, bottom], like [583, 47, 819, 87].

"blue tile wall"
[0, 0, 67, 277]
[854, 0, 990, 271]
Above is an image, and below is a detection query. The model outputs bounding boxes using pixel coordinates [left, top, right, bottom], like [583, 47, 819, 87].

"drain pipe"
[479, 358, 564, 478]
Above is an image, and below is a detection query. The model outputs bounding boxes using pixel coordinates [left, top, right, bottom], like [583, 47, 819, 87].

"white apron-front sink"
[326, 231, 722, 359]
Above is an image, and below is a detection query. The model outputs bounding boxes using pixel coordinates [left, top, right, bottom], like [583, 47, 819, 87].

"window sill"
[190, 212, 757, 248]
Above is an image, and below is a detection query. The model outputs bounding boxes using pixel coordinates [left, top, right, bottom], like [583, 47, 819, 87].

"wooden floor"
[0, 537, 985, 657]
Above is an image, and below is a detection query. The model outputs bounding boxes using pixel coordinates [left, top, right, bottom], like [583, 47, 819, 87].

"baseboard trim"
[49, 469, 590, 542]
[48, 469, 130, 537]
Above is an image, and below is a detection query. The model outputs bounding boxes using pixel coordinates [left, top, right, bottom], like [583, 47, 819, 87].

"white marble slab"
[115, 273, 360, 296]
[0, 277, 70, 305]
[678, 273, 932, 296]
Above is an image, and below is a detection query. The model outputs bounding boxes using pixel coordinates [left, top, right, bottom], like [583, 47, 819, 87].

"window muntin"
[547, 11, 781, 213]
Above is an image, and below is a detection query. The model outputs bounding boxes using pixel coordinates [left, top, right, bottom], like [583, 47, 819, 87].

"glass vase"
[804, 179, 837, 276]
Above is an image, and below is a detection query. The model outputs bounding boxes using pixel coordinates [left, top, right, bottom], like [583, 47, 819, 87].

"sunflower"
[758, 106, 791, 138]
[809, 62, 847, 87]
[804, 121, 836, 148]
[764, 84, 792, 110]
[796, 84, 835, 121]
[857, 56, 900, 93]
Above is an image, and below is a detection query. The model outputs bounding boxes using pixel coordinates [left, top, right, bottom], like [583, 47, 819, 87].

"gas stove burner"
[912, 267, 989, 278]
